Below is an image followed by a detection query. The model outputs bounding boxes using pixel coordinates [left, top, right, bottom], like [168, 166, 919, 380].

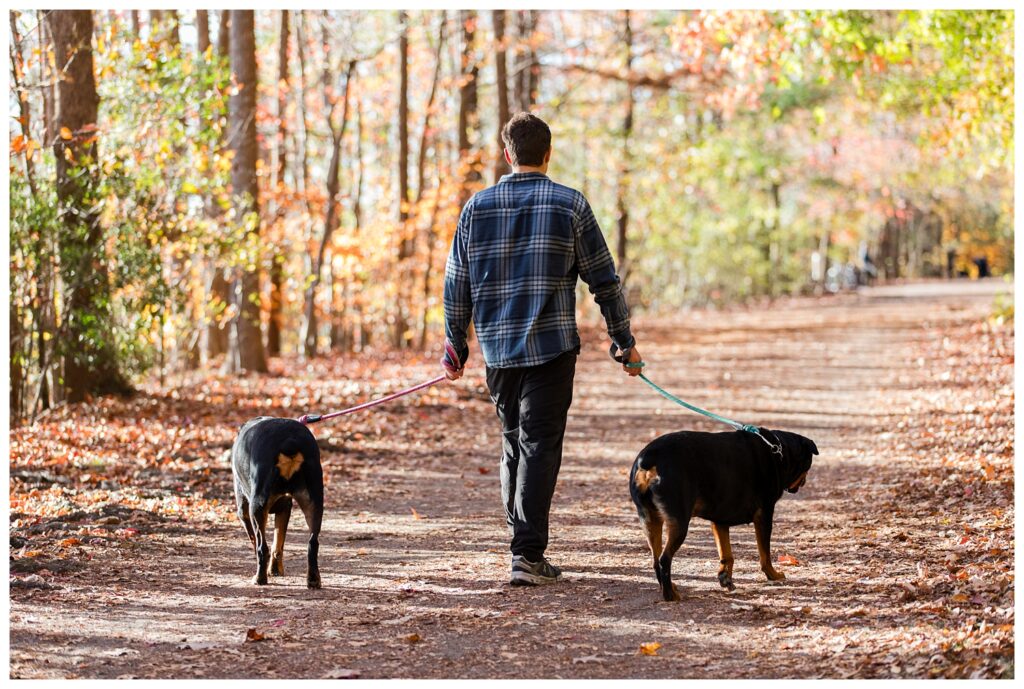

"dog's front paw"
[307, 575, 322, 589]
[252, 574, 269, 586]
[717, 571, 736, 591]
[764, 568, 786, 582]
[661, 583, 681, 602]
[271, 557, 284, 577]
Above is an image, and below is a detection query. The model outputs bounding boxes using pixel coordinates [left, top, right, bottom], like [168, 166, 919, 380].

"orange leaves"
[777, 554, 800, 566]
[59, 126, 73, 140]
[244, 628, 266, 643]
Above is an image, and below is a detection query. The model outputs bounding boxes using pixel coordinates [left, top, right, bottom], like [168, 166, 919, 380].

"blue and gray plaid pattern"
[444, 172, 634, 369]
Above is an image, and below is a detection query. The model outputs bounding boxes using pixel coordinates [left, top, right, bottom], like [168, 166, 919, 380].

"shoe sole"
[510, 571, 562, 587]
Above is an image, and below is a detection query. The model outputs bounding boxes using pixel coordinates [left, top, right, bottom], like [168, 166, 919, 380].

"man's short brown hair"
[501, 112, 551, 168]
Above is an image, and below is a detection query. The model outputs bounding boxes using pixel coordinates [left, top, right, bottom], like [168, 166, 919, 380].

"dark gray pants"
[485, 349, 577, 561]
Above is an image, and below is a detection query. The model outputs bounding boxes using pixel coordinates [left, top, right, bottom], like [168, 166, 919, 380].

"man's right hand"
[623, 346, 643, 376]
[444, 365, 464, 381]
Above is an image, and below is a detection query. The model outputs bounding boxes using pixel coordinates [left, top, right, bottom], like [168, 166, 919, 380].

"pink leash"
[297, 342, 462, 425]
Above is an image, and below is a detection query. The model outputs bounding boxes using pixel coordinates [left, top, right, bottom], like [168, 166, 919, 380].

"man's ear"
[544, 146, 552, 164]
[503, 147, 513, 166]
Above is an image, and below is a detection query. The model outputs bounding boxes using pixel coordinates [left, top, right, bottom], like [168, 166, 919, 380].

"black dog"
[231, 416, 323, 588]
[629, 429, 817, 601]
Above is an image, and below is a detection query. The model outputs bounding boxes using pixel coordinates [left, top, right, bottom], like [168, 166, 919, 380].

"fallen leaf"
[777, 554, 800, 565]
[410, 507, 424, 520]
[404, 633, 421, 643]
[327, 668, 361, 679]
[244, 628, 266, 643]
[639, 642, 662, 656]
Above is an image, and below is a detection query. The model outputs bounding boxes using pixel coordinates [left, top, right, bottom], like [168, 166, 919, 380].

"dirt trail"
[9, 281, 1014, 678]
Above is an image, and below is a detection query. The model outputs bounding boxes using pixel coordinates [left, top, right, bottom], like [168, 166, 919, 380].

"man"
[443, 112, 643, 586]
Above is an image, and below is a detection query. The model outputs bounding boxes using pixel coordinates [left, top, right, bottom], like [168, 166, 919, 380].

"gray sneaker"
[510, 555, 563, 586]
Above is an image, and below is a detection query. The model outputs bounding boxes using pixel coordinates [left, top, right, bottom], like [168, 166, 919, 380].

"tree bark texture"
[48, 9, 129, 401]
[225, 10, 268, 373]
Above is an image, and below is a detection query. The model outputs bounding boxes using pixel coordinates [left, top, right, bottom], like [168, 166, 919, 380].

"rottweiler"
[231, 416, 324, 588]
[629, 428, 817, 601]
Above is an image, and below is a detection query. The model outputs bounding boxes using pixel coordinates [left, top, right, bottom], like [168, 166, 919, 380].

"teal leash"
[612, 345, 782, 457]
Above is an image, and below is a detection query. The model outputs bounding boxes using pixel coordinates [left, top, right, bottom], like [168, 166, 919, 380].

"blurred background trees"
[8, 9, 1014, 420]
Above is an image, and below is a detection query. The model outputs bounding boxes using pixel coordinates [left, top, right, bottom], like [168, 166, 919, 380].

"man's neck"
[512, 165, 546, 174]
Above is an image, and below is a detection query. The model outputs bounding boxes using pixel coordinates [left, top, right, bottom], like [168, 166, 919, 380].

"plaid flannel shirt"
[443, 172, 634, 369]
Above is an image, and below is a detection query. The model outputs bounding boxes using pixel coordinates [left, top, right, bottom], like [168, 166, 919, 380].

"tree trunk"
[224, 10, 268, 374]
[196, 10, 210, 53]
[615, 10, 634, 283]
[216, 10, 230, 59]
[514, 10, 539, 112]
[49, 9, 129, 401]
[303, 60, 356, 359]
[131, 10, 140, 35]
[204, 10, 232, 362]
[10, 14, 38, 195]
[353, 90, 364, 232]
[457, 10, 481, 208]
[418, 140, 447, 349]
[493, 10, 510, 183]
[415, 11, 446, 206]
[10, 13, 39, 419]
[295, 11, 310, 200]
[267, 10, 290, 357]
[394, 10, 411, 348]
[39, 11, 55, 146]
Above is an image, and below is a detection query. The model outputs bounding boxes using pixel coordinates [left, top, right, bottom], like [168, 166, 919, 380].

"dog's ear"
[803, 437, 819, 456]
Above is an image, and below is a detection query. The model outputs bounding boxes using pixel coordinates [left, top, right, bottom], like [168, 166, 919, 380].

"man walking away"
[443, 112, 643, 586]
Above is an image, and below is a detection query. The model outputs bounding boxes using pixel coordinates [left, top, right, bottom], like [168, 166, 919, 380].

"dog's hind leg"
[249, 499, 271, 585]
[711, 523, 736, 591]
[639, 506, 664, 585]
[294, 491, 323, 589]
[269, 496, 292, 577]
[754, 508, 785, 581]
[658, 518, 689, 602]
[236, 498, 256, 550]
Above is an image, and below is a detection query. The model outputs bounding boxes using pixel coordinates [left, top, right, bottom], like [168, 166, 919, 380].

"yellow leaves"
[410, 507, 425, 520]
[639, 642, 662, 656]
[60, 126, 73, 140]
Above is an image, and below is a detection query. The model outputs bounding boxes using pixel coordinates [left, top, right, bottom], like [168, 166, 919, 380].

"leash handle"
[441, 340, 464, 376]
[609, 343, 644, 369]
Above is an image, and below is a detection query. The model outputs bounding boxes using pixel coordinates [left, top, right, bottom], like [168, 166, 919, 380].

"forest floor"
[9, 279, 1014, 679]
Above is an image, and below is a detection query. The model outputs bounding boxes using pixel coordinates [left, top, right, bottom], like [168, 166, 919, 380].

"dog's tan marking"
[277, 452, 304, 480]
[788, 471, 808, 491]
[634, 466, 658, 492]
[711, 523, 736, 590]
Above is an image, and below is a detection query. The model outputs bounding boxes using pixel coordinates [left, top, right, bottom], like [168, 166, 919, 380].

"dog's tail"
[633, 465, 660, 494]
